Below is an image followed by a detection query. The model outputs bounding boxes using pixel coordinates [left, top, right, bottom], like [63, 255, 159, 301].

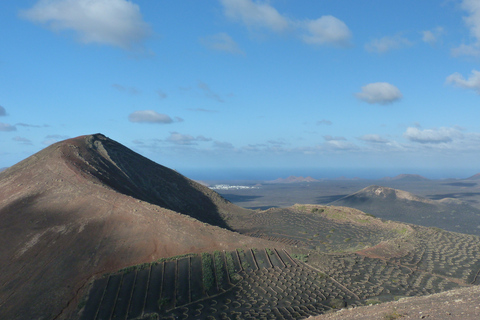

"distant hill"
[381, 174, 429, 181]
[329, 185, 480, 235]
[266, 175, 319, 183]
[0, 167, 7, 172]
[0, 134, 262, 320]
[466, 173, 480, 180]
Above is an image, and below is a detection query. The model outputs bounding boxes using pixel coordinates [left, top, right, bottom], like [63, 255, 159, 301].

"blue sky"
[1, 0, 480, 179]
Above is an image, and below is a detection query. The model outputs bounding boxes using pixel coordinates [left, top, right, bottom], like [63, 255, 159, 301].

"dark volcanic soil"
[310, 285, 480, 320]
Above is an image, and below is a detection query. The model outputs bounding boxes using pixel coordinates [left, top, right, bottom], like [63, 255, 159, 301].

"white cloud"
[128, 110, 174, 124]
[365, 35, 412, 53]
[359, 134, 389, 144]
[200, 32, 244, 55]
[446, 69, 480, 94]
[421, 27, 444, 45]
[219, 0, 351, 47]
[462, 0, 480, 39]
[0, 123, 16, 132]
[451, 0, 480, 56]
[451, 44, 480, 57]
[219, 0, 289, 32]
[404, 127, 463, 144]
[20, 0, 151, 49]
[301, 16, 352, 47]
[166, 132, 212, 145]
[0, 106, 6, 116]
[356, 82, 403, 105]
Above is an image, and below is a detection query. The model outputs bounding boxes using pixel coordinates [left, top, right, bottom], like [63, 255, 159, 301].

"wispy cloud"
[200, 32, 245, 55]
[324, 139, 358, 151]
[356, 82, 403, 105]
[112, 84, 140, 95]
[166, 132, 212, 145]
[0, 123, 16, 132]
[316, 119, 332, 126]
[42, 134, 69, 145]
[446, 69, 480, 94]
[13, 136, 33, 145]
[156, 89, 167, 99]
[15, 123, 49, 128]
[0, 106, 6, 116]
[20, 0, 151, 50]
[365, 35, 412, 53]
[323, 135, 346, 141]
[358, 134, 389, 144]
[198, 81, 224, 102]
[214, 140, 234, 149]
[128, 110, 174, 124]
[187, 108, 219, 113]
[452, 0, 480, 57]
[421, 27, 444, 46]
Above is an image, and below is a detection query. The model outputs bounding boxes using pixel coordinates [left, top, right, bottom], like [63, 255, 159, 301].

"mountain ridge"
[381, 173, 429, 181]
[329, 185, 480, 235]
[0, 134, 266, 320]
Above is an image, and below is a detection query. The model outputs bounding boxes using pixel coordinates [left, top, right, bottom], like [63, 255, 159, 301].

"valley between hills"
[1, 134, 480, 320]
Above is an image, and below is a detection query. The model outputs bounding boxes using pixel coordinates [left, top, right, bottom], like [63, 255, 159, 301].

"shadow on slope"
[61, 134, 247, 229]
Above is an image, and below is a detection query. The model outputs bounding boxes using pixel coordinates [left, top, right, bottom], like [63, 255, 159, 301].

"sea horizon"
[177, 167, 479, 182]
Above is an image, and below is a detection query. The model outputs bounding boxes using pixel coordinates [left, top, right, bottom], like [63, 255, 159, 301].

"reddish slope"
[0, 134, 264, 320]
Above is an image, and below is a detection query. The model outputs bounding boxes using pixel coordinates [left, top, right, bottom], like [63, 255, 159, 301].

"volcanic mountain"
[466, 173, 480, 180]
[329, 185, 480, 235]
[0, 134, 266, 320]
[381, 174, 429, 181]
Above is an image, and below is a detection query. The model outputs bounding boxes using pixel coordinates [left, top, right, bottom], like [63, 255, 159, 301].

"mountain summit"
[0, 134, 259, 320]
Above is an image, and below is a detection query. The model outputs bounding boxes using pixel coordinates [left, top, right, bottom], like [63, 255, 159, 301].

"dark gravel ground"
[309, 286, 480, 320]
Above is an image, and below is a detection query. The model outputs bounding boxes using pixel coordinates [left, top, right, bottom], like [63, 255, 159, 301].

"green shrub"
[213, 251, 224, 287]
[291, 253, 308, 263]
[329, 298, 346, 309]
[201, 253, 215, 292]
[384, 310, 403, 319]
[158, 297, 170, 308]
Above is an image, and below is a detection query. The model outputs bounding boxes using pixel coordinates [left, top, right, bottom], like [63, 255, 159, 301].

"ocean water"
[177, 167, 478, 181]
